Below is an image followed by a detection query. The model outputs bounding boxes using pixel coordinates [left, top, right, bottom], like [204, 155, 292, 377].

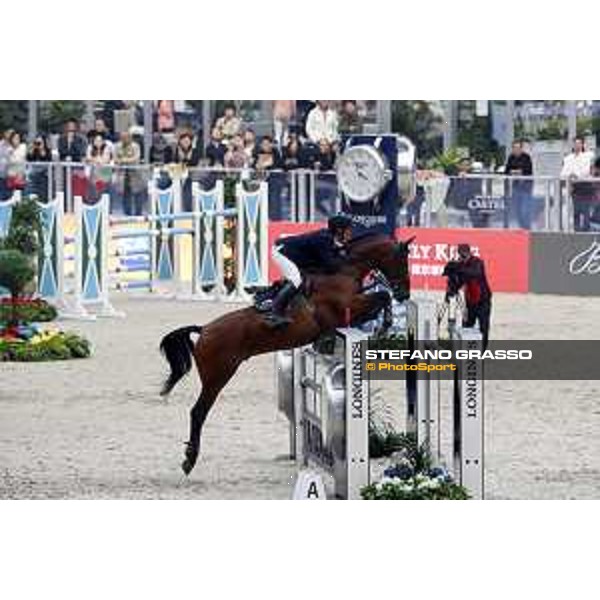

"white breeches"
[272, 245, 302, 287]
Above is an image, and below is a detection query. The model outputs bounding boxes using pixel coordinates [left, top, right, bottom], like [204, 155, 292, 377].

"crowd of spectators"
[3, 101, 600, 227]
[411, 137, 600, 230]
[0, 101, 366, 211]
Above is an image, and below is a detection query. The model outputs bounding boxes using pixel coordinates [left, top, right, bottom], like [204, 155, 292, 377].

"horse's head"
[349, 233, 414, 302]
[380, 235, 413, 302]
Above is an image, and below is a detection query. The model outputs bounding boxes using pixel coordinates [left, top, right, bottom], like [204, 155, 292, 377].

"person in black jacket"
[266, 214, 353, 326]
[443, 243, 492, 348]
[171, 132, 200, 211]
[205, 126, 227, 167]
[57, 119, 87, 162]
[504, 140, 533, 229]
[27, 135, 52, 201]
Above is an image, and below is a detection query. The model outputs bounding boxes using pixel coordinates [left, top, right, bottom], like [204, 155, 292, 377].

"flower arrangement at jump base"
[0, 196, 91, 362]
[0, 323, 90, 361]
[362, 431, 469, 500]
[0, 296, 57, 323]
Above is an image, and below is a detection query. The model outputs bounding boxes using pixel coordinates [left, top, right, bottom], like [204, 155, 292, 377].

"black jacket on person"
[505, 152, 533, 194]
[172, 145, 200, 168]
[276, 229, 348, 273]
[205, 142, 227, 167]
[57, 134, 87, 162]
[443, 256, 492, 305]
[505, 153, 533, 176]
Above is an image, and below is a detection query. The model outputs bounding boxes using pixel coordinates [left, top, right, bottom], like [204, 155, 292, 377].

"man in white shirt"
[561, 137, 594, 230]
[560, 137, 593, 179]
[305, 101, 339, 144]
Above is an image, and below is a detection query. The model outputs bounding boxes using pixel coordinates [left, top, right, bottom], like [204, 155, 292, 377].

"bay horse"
[159, 231, 413, 475]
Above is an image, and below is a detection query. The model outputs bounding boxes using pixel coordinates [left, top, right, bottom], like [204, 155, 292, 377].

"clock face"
[337, 145, 387, 203]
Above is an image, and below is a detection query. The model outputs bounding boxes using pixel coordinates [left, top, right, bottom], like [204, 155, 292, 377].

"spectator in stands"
[172, 131, 200, 167]
[27, 135, 52, 201]
[114, 131, 144, 215]
[273, 100, 296, 148]
[561, 137, 594, 231]
[6, 131, 27, 192]
[315, 139, 335, 171]
[243, 129, 257, 166]
[505, 140, 534, 229]
[157, 100, 175, 133]
[561, 137, 593, 179]
[587, 157, 600, 229]
[85, 133, 113, 199]
[58, 119, 87, 162]
[305, 100, 339, 144]
[224, 134, 248, 170]
[445, 157, 485, 228]
[172, 132, 200, 211]
[298, 140, 321, 170]
[205, 126, 227, 167]
[406, 167, 429, 227]
[149, 132, 172, 164]
[215, 103, 242, 142]
[87, 117, 115, 146]
[282, 135, 302, 170]
[0, 129, 14, 200]
[255, 135, 281, 172]
[338, 100, 363, 135]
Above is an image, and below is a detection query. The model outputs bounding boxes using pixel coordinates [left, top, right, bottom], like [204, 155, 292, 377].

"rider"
[442, 243, 492, 348]
[266, 214, 354, 326]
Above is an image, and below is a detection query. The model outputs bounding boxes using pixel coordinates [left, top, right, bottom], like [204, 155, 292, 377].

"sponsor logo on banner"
[531, 233, 600, 295]
[568, 240, 600, 275]
[467, 196, 506, 213]
[398, 227, 529, 293]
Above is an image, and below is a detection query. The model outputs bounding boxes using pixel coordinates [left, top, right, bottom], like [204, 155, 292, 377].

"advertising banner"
[530, 232, 600, 295]
[398, 227, 530, 293]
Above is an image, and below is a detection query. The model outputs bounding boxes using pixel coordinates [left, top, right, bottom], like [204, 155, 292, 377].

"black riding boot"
[265, 281, 299, 327]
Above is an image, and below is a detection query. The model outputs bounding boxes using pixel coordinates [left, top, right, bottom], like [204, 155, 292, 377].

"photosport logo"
[569, 240, 600, 275]
[361, 341, 600, 381]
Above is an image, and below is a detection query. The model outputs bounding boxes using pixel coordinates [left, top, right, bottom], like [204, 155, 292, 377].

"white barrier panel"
[280, 328, 370, 500]
[452, 327, 485, 500]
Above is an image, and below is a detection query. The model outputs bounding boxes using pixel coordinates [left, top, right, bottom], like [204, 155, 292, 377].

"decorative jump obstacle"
[0, 190, 120, 319]
[107, 178, 269, 301]
[278, 328, 371, 499]
[277, 297, 485, 500]
[0, 178, 269, 312]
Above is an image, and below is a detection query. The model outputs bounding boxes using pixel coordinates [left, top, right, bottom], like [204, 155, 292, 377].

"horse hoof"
[181, 459, 194, 476]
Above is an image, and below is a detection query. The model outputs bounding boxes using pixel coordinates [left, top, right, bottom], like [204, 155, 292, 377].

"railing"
[4, 162, 600, 232]
[412, 174, 600, 233]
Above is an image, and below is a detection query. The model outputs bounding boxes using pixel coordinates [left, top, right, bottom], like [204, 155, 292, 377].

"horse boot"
[264, 280, 299, 328]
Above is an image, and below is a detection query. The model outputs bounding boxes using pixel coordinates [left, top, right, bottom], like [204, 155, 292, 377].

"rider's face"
[335, 227, 352, 245]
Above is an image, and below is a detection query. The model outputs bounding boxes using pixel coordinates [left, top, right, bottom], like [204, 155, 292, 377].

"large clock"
[336, 144, 391, 203]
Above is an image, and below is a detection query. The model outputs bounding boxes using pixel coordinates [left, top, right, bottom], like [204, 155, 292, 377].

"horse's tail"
[159, 325, 203, 396]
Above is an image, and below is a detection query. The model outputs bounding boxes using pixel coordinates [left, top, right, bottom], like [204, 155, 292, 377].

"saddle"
[253, 281, 285, 313]
[253, 279, 314, 313]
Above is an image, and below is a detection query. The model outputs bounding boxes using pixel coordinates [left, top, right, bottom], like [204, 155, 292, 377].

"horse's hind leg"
[182, 360, 240, 476]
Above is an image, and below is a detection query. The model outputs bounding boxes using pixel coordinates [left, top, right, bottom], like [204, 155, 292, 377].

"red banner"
[397, 227, 530, 293]
[269, 223, 530, 294]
